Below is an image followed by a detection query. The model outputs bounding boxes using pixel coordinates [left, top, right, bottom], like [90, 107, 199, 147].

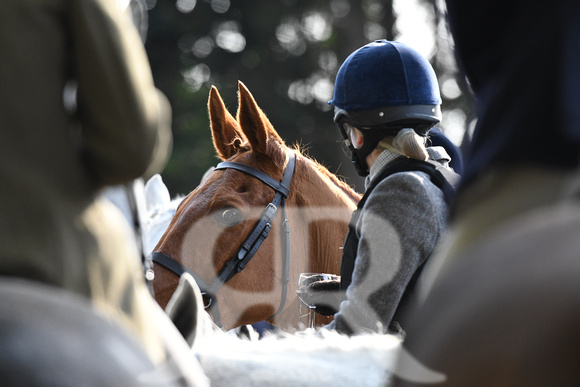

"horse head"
[153, 82, 359, 331]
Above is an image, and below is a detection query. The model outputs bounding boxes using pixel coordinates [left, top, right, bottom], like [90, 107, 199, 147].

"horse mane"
[290, 143, 361, 205]
[223, 139, 360, 206]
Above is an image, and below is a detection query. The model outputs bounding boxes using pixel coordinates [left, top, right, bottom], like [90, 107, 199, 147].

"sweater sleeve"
[70, 0, 172, 186]
[331, 171, 447, 334]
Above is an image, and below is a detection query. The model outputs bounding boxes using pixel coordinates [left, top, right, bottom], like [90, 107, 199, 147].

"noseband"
[152, 153, 296, 328]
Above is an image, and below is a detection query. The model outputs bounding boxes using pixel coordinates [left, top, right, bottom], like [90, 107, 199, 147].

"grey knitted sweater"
[329, 147, 451, 335]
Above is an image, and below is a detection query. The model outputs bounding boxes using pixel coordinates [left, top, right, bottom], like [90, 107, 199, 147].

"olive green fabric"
[418, 166, 580, 297]
[0, 0, 173, 363]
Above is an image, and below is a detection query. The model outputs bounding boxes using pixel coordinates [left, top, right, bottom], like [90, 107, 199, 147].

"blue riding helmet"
[330, 40, 442, 124]
[329, 40, 442, 176]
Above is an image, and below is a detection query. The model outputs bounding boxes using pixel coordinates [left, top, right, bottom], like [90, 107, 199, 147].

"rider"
[319, 40, 460, 335]
[0, 1, 209, 384]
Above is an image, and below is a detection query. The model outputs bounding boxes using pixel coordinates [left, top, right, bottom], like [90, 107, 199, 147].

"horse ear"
[236, 81, 285, 157]
[208, 86, 247, 160]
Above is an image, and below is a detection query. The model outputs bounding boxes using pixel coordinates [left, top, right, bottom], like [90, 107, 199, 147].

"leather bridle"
[151, 153, 296, 328]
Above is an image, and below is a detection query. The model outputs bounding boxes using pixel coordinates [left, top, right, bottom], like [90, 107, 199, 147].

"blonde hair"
[378, 128, 428, 161]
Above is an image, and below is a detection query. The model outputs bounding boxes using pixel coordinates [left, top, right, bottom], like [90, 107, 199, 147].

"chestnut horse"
[152, 82, 360, 331]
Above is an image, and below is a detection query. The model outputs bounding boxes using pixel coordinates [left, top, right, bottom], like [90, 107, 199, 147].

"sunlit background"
[141, 0, 474, 195]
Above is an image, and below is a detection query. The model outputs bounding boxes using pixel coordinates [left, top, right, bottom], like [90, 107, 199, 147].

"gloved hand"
[305, 279, 342, 316]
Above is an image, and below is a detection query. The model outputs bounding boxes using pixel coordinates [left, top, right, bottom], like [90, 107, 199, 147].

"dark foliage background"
[143, 0, 473, 196]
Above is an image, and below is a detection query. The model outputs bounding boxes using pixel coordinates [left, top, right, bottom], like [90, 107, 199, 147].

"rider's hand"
[306, 279, 342, 316]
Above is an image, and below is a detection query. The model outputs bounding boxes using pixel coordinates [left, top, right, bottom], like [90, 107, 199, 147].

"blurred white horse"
[100, 174, 183, 261]
[166, 272, 444, 387]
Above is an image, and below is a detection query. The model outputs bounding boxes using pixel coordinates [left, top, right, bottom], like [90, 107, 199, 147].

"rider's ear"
[350, 128, 364, 149]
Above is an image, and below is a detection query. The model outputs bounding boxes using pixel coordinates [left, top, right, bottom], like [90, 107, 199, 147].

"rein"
[152, 153, 296, 328]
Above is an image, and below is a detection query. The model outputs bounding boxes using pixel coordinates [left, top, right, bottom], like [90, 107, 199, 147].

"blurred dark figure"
[393, 1, 580, 386]
[0, 0, 208, 384]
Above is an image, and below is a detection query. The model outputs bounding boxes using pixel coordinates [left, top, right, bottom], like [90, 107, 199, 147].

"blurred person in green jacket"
[0, 0, 208, 382]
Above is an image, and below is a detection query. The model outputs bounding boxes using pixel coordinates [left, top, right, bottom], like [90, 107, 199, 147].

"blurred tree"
[144, 0, 472, 196]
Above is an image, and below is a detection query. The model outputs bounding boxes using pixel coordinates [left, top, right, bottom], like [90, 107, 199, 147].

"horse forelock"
[223, 141, 291, 184]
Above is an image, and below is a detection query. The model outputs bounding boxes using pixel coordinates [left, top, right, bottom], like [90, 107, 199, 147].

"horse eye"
[216, 207, 243, 226]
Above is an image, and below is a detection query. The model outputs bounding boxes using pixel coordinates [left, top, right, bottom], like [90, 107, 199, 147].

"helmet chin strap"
[337, 122, 369, 176]
[344, 127, 392, 177]
[350, 147, 369, 177]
